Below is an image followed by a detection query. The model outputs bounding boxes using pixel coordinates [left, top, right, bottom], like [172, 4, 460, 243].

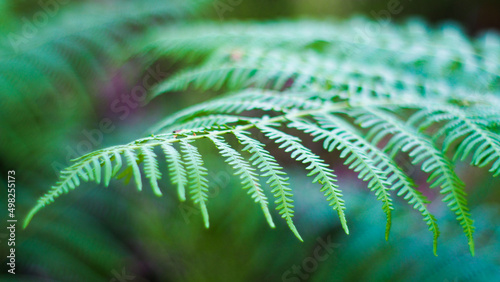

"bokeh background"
[1, 0, 499, 281]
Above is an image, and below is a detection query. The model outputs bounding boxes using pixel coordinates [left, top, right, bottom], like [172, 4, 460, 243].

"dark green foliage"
[0, 0, 206, 171]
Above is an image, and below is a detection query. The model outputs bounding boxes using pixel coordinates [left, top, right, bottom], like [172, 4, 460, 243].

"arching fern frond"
[25, 18, 500, 256]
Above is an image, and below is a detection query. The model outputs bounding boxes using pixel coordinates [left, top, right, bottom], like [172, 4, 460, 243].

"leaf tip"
[469, 242, 475, 257]
[23, 205, 43, 229]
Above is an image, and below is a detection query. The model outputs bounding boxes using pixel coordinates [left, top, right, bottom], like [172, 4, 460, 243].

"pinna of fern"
[25, 19, 500, 257]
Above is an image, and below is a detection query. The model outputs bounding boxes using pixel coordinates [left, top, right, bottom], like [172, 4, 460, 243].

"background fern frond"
[0, 0, 208, 172]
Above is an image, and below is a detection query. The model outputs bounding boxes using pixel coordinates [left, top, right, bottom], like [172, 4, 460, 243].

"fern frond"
[257, 125, 349, 234]
[289, 117, 394, 239]
[161, 143, 188, 201]
[24, 154, 103, 228]
[122, 149, 143, 192]
[25, 17, 500, 255]
[102, 153, 113, 187]
[147, 19, 497, 75]
[153, 47, 473, 101]
[316, 111, 440, 252]
[180, 140, 210, 228]
[415, 106, 500, 177]
[141, 147, 163, 197]
[208, 135, 275, 228]
[147, 20, 499, 94]
[234, 131, 302, 241]
[111, 151, 123, 178]
[354, 108, 474, 255]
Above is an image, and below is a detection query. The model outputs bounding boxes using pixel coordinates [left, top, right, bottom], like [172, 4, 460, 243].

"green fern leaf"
[314, 112, 440, 252]
[161, 143, 188, 201]
[209, 134, 275, 228]
[180, 140, 210, 228]
[257, 125, 349, 234]
[234, 131, 302, 240]
[123, 149, 143, 192]
[102, 153, 113, 187]
[141, 147, 163, 197]
[355, 107, 474, 255]
[289, 117, 393, 239]
[111, 150, 123, 177]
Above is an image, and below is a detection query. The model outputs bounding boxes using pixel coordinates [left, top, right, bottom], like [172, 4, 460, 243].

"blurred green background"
[0, 0, 499, 281]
